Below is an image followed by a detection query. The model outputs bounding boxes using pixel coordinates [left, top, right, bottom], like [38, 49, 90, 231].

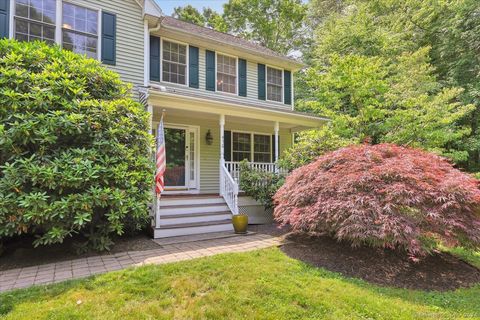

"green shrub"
[0, 40, 153, 251]
[239, 160, 285, 210]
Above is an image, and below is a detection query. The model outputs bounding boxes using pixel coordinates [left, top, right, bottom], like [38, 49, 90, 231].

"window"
[232, 132, 272, 163]
[217, 54, 237, 94]
[232, 132, 251, 162]
[14, 0, 56, 44]
[62, 3, 98, 58]
[267, 66, 283, 102]
[253, 134, 271, 162]
[162, 40, 187, 84]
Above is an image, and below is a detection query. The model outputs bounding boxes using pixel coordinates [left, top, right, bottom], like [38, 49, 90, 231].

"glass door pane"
[164, 128, 186, 187]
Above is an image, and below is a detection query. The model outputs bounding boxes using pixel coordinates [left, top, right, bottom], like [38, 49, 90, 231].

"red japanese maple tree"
[274, 144, 480, 259]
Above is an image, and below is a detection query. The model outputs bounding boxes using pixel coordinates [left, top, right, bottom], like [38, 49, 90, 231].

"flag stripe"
[155, 116, 166, 196]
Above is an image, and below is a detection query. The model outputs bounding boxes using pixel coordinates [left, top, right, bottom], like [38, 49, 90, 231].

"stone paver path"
[0, 233, 283, 293]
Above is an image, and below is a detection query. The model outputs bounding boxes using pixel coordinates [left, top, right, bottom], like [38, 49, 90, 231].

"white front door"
[163, 125, 199, 191]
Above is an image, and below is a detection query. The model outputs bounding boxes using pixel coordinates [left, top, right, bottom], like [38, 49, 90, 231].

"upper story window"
[14, 0, 56, 44]
[162, 40, 187, 85]
[13, 1, 100, 59]
[217, 54, 237, 94]
[62, 3, 98, 59]
[267, 66, 283, 102]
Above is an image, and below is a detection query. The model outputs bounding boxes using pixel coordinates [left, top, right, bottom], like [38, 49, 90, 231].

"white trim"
[61, 0, 101, 60]
[215, 51, 238, 96]
[8, 0, 14, 38]
[160, 37, 189, 87]
[266, 65, 284, 104]
[149, 89, 330, 124]
[153, 122, 201, 192]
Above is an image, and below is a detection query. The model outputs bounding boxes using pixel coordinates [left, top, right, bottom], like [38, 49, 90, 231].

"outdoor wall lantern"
[206, 130, 214, 145]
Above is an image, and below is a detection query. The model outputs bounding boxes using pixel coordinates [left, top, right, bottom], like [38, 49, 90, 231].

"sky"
[155, 0, 226, 16]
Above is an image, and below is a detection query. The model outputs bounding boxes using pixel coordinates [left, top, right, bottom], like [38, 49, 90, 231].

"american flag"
[155, 115, 166, 197]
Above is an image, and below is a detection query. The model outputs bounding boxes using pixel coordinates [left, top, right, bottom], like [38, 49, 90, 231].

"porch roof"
[147, 86, 329, 132]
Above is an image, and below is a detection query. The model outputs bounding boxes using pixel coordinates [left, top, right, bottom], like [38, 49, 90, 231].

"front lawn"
[0, 248, 479, 320]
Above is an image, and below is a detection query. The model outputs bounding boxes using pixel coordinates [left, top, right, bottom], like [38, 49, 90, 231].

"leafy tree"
[279, 127, 354, 170]
[172, 5, 228, 32]
[274, 144, 480, 260]
[299, 0, 480, 172]
[0, 40, 153, 251]
[223, 0, 307, 55]
[172, 5, 206, 26]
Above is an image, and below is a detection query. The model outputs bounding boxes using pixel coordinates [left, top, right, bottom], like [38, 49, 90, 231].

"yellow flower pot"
[232, 214, 248, 234]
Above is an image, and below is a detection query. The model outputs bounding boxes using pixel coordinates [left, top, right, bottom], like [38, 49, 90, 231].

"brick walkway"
[0, 233, 283, 293]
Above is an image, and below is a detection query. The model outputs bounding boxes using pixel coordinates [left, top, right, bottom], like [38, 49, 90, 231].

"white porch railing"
[220, 160, 239, 215]
[224, 161, 288, 185]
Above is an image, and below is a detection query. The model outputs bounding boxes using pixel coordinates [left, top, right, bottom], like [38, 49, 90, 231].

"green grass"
[443, 246, 480, 269]
[0, 248, 479, 320]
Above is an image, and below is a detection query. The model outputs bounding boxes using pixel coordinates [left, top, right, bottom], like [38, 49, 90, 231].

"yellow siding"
[153, 115, 292, 194]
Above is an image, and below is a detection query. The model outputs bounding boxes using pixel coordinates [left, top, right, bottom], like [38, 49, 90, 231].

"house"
[0, 0, 328, 238]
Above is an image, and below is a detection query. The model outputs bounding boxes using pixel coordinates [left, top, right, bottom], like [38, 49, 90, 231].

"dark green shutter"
[224, 131, 232, 161]
[189, 46, 199, 88]
[258, 64, 266, 100]
[150, 36, 160, 81]
[284, 70, 292, 105]
[206, 50, 215, 91]
[238, 59, 247, 97]
[101, 12, 116, 65]
[272, 135, 280, 162]
[0, 0, 9, 39]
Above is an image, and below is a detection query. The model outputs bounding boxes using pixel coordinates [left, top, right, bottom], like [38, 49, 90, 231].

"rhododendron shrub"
[273, 144, 480, 259]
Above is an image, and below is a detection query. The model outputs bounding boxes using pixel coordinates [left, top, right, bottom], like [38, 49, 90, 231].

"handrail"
[220, 160, 239, 215]
[224, 161, 288, 185]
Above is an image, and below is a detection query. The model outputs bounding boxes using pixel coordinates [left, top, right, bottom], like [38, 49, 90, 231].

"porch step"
[154, 195, 234, 238]
[160, 211, 232, 226]
[154, 220, 233, 238]
[159, 203, 230, 215]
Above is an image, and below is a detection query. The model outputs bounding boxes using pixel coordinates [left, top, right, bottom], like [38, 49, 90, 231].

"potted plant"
[232, 213, 248, 234]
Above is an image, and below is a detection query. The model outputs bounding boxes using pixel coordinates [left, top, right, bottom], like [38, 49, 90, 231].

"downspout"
[144, 18, 162, 87]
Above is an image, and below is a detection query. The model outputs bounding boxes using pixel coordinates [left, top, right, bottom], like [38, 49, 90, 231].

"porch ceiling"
[148, 88, 329, 132]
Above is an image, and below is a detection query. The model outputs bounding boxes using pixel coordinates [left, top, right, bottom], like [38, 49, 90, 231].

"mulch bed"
[281, 233, 480, 291]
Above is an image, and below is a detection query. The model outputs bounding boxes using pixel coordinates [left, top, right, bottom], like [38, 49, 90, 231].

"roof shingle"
[161, 16, 302, 66]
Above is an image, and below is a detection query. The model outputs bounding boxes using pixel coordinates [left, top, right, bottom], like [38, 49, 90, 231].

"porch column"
[274, 121, 279, 164]
[219, 114, 225, 196]
[220, 114, 225, 163]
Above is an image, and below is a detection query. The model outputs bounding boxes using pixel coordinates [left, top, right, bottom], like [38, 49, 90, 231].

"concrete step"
[153, 220, 234, 238]
[159, 211, 232, 226]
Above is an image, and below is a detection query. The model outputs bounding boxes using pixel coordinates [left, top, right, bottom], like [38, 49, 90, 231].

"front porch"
[145, 87, 327, 237]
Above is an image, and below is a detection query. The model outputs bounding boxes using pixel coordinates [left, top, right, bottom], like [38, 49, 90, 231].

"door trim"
[162, 122, 200, 193]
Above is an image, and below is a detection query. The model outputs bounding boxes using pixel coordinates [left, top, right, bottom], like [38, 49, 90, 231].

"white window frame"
[61, 0, 101, 59]
[160, 37, 189, 86]
[10, 0, 102, 60]
[266, 65, 284, 103]
[12, 0, 58, 44]
[231, 130, 272, 163]
[215, 51, 238, 96]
